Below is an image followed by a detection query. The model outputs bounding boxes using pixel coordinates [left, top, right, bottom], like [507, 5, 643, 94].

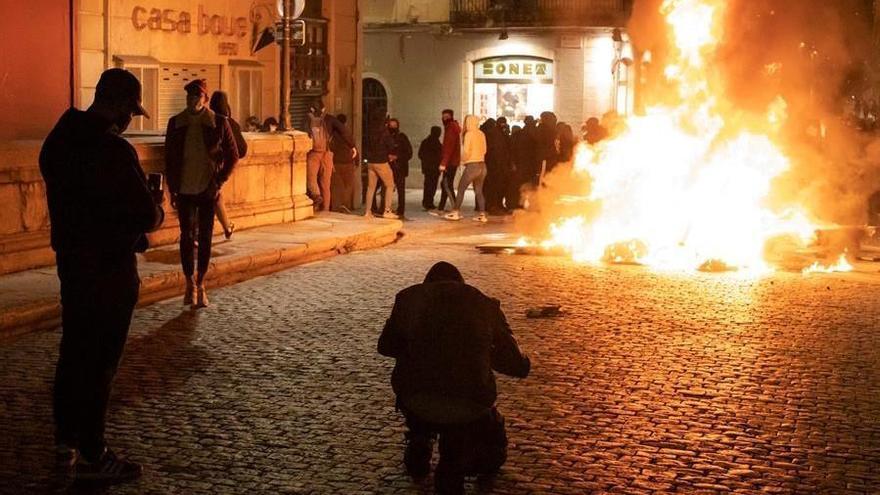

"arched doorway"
[361, 77, 388, 150]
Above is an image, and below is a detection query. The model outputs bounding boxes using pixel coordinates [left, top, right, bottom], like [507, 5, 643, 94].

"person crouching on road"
[445, 115, 488, 223]
[164, 79, 238, 309]
[378, 262, 530, 494]
[209, 91, 247, 239]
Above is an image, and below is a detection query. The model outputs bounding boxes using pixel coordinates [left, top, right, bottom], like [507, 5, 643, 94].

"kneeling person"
[378, 262, 530, 494]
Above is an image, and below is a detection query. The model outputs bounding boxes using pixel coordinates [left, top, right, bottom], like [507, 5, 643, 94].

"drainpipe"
[280, 0, 292, 130]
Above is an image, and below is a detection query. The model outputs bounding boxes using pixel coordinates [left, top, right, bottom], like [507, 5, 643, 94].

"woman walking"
[209, 91, 247, 239]
[444, 115, 488, 222]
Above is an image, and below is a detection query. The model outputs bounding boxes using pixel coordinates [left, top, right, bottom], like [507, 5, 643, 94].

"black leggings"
[177, 190, 216, 280]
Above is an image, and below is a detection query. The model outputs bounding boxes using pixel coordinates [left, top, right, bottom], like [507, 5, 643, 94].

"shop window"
[113, 57, 160, 133]
[473, 56, 554, 126]
[158, 64, 222, 125]
[231, 63, 263, 125]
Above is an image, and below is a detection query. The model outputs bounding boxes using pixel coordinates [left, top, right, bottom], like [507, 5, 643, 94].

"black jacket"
[418, 134, 443, 174]
[39, 109, 164, 259]
[388, 131, 413, 177]
[513, 124, 539, 179]
[378, 281, 530, 422]
[164, 109, 239, 194]
[330, 122, 356, 164]
[364, 120, 394, 164]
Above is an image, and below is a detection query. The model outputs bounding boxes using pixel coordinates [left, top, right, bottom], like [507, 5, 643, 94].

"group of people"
[38, 68, 533, 495]
[413, 109, 594, 222]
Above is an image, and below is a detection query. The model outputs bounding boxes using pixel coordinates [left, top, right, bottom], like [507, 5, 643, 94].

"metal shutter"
[158, 64, 222, 126]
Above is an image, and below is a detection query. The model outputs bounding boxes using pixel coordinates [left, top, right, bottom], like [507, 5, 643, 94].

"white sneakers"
[382, 211, 400, 219]
[443, 211, 487, 222]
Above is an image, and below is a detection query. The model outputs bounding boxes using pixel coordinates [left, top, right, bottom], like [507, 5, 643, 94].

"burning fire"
[528, 0, 851, 274]
[802, 252, 853, 274]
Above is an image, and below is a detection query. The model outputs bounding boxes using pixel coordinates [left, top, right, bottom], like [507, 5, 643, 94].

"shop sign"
[475, 57, 554, 83]
[132, 5, 248, 38]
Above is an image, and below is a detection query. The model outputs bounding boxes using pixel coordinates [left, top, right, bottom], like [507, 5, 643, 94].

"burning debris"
[510, 0, 871, 276]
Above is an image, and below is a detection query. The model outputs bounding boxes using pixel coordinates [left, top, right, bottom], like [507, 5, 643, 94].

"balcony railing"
[450, 0, 632, 28]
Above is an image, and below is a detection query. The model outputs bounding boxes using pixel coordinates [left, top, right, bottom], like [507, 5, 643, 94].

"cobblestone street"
[1, 215, 880, 494]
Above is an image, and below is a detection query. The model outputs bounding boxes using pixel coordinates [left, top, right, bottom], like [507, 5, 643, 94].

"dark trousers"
[393, 168, 407, 216]
[401, 406, 507, 480]
[53, 253, 139, 459]
[438, 167, 458, 211]
[177, 190, 216, 279]
[331, 161, 355, 212]
[422, 168, 440, 209]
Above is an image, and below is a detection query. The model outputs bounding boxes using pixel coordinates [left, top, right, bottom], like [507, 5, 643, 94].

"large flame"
[533, 0, 850, 274]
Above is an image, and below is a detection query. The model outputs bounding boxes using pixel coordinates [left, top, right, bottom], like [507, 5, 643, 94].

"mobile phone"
[148, 173, 163, 193]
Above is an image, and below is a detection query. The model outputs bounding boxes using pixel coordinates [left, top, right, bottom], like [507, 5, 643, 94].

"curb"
[0, 220, 402, 340]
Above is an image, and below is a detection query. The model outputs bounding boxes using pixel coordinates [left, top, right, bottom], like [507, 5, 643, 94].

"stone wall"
[0, 132, 313, 276]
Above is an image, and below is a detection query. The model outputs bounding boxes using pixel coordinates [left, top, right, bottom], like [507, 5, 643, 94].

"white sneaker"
[382, 211, 400, 219]
[428, 209, 444, 217]
[444, 211, 462, 221]
[473, 213, 488, 223]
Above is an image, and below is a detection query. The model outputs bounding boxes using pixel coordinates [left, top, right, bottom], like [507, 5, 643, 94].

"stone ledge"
[0, 216, 402, 339]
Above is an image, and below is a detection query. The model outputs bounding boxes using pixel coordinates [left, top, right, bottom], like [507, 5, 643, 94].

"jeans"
[422, 168, 440, 209]
[392, 166, 407, 216]
[438, 166, 458, 210]
[53, 253, 139, 460]
[177, 189, 216, 280]
[365, 162, 395, 214]
[330, 161, 355, 212]
[454, 162, 487, 213]
[307, 150, 334, 211]
[401, 405, 507, 481]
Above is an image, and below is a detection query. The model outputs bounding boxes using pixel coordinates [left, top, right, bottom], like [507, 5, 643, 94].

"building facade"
[363, 0, 634, 185]
[0, 0, 360, 275]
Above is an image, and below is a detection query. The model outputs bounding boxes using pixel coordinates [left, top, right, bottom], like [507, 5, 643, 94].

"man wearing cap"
[40, 68, 165, 485]
[164, 79, 239, 308]
[301, 98, 356, 212]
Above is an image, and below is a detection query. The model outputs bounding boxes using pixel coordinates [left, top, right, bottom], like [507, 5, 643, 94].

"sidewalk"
[0, 213, 402, 339]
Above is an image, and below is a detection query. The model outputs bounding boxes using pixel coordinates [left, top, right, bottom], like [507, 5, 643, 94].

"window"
[122, 66, 159, 132]
[232, 66, 263, 124]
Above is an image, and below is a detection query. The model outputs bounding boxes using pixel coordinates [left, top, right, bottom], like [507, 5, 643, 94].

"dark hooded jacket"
[164, 108, 239, 194]
[39, 108, 164, 259]
[440, 118, 462, 169]
[388, 129, 413, 177]
[418, 127, 443, 174]
[364, 115, 395, 164]
[512, 120, 538, 179]
[537, 111, 559, 172]
[378, 262, 530, 423]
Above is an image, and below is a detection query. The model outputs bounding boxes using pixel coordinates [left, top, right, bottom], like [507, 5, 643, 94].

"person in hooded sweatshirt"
[537, 111, 559, 182]
[444, 115, 488, 223]
[363, 112, 399, 219]
[418, 126, 443, 210]
[435, 109, 462, 213]
[40, 68, 165, 486]
[378, 262, 530, 495]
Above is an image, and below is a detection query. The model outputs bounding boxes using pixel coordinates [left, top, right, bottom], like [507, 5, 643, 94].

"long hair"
[209, 91, 232, 117]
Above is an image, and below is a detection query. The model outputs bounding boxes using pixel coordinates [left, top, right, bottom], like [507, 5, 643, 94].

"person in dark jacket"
[301, 98, 356, 212]
[484, 118, 513, 214]
[363, 112, 398, 218]
[40, 68, 165, 486]
[378, 262, 530, 494]
[387, 118, 413, 218]
[330, 114, 358, 213]
[209, 91, 247, 239]
[537, 111, 559, 182]
[556, 122, 576, 164]
[164, 79, 238, 309]
[418, 126, 443, 210]
[435, 109, 461, 212]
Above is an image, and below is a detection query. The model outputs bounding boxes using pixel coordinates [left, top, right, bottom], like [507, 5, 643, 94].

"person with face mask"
[39, 68, 165, 486]
[387, 118, 413, 218]
[301, 98, 356, 212]
[445, 115, 488, 223]
[164, 79, 239, 309]
[434, 109, 461, 213]
[418, 126, 443, 210]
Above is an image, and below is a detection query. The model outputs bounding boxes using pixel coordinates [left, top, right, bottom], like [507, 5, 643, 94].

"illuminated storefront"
[473, 56, 554, 126]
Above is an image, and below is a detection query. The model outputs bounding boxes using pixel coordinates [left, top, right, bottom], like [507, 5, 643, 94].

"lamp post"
[279, 0, 293, 130]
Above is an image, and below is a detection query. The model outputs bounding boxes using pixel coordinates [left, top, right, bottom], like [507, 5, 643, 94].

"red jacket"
[440, 119, 461, 169]
[164, 108, 239, 194]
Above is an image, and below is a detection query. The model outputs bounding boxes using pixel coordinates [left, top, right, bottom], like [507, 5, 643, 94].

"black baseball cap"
[95, 68, 150, 118]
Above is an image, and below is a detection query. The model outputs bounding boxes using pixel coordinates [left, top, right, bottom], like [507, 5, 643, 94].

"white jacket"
[460, 115, 486, 165]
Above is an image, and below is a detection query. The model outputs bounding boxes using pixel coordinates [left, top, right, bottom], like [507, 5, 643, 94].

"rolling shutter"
[158, 64, 222, 125]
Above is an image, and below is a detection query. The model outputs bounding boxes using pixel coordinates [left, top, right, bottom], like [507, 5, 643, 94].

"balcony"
[449, 0, 632, 28]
